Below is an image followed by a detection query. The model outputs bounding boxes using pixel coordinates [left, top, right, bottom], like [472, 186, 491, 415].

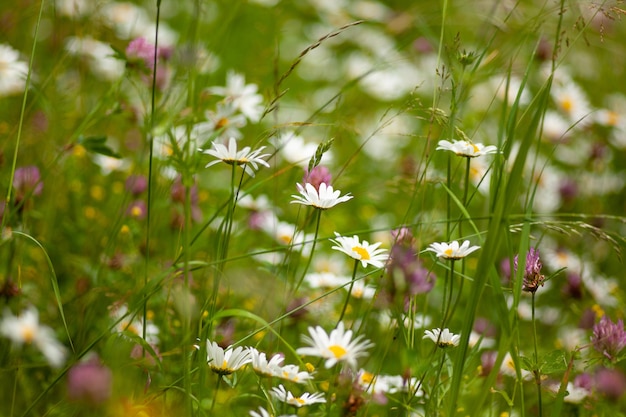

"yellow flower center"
[360, 371, 375, 384]
[20, 326, 35, 343]
[561, 96, 573, 113]
[215, 117, 230, 129]
[222, 359, 229, 369]
[472, 144, 480, 154]
[352, 246, 370, 260]
[295, 397, 306, 405]
[328, 344, 347, 359]
[444, 248, 454, 257]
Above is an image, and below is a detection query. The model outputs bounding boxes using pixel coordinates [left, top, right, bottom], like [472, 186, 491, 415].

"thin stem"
[211, 374, 222, 412]
[338, 259, 359, 326]
[532, 291, 543, 417]
[293, 208, 322, 293]
[441, 259, 455, 329]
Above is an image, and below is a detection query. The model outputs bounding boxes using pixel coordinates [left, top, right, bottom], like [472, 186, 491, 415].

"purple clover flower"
[514, 247, 545, 293]
[592, 315, 626, 361]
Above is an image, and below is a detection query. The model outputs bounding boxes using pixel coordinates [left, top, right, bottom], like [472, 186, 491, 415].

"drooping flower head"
[423, 328, 461, 348]
[331, 232, 389, 268]
[200, 137, 270, 177]
[436, 139, 498, 158]
[291, 182, 353, 210]
[296, 321, 373, 369]
[425, 240, 480, 260]
[592, 315, 626, 361]
[206, 340, 252, 375]
[514, 247, 545, 293]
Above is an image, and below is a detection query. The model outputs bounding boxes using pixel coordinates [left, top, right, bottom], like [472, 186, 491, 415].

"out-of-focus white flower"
[207, 71, 264, 122]
[272, 131, 329, 167]
[56, 0, 91, 17]
[551, 81, 593, 126]
[0, 44, 28, 97]
[65, 37, 125, 81]
[0, 307, 67, 368]
[100, 2, 151, 39]
[436, 140, 498, 158]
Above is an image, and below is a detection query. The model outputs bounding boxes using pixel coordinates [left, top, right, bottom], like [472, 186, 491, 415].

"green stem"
[293, 208, 322, 293]
[441, 259, 455, 329]
[211, 374, 222, 412]
[338, 259, 359, 326]
[532, 291, 543, 417]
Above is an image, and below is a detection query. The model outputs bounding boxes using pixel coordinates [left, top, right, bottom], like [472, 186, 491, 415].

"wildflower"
[425, 240, 480, 260]
[0, 306, 67, 368]
[0, 44, 28, 97]
[270, 384, 326, 407]
[591, 316, 626, 361]
[13, 166, 43, 198]
[296, 321, 373, 368]
[514, 247, 545, 293]
[423, 328, 460, 348]
[207, 71, 264, 122]
[278, 363, 314, 384]
[436, 139, 498, 158]
[249, 407, 297, 417]
[331, 232, 389, 268]
[200, 137, 270, 177]
[67, 355, 112, 404]
[248, 347, 285, 377]
[125, 37, 156, 71]
[291, 182, 353, 210]
[202, 103, 247, 140]
[595, 367, 626, 401]
[206, 340, 251, 375]
[303, 166, 332, 191]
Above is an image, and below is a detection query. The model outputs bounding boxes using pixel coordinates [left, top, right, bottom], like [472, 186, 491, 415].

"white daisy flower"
[277, 363, 314, 384]
[207, 71, 264, 122]
[331, 232, 389, 268]
[249, 407, 297, 417]
[0, 44, 28, 97]
[248, 347, 284, 376]
[200, 137, 270, 177]
[0, 307, 67, 368]
[500, 352, 533, 381]
[270, 384, 326, 407]
[436, 140, 498, 158]
[296, 321, 373, 368]
[425, 240, 480, 260]
[206, 340, 251, 375]
[423, 328, 460, 348]
[290, 182, 353, 210]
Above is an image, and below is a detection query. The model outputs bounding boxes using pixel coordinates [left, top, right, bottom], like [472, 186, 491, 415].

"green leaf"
[77, 135, 121, 158]
[540, 350, 568, 374]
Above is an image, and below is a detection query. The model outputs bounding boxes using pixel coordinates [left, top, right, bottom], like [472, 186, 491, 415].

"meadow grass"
[1, 0, 626, 416]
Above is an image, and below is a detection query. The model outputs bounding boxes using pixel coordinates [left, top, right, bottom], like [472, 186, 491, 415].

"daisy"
[248, 347, 285, 377]
[277, 363, 314, 384]
[296, 321, 373, 368]
[425, 240, 480, 260]
[249, 407, 297, 417]
[199, 137, 270, 177]
[207, 71, 264, 122]
[423, 328, 460, 348]
[206, 340, 251, 375]
[436, 139, 498, 158]
[331, 232, 389, 268]
[270, 384, 326, 408]
[290, 182, 353, 209]
[0, 44, 28, 97]
[0, 306, 67, 368]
